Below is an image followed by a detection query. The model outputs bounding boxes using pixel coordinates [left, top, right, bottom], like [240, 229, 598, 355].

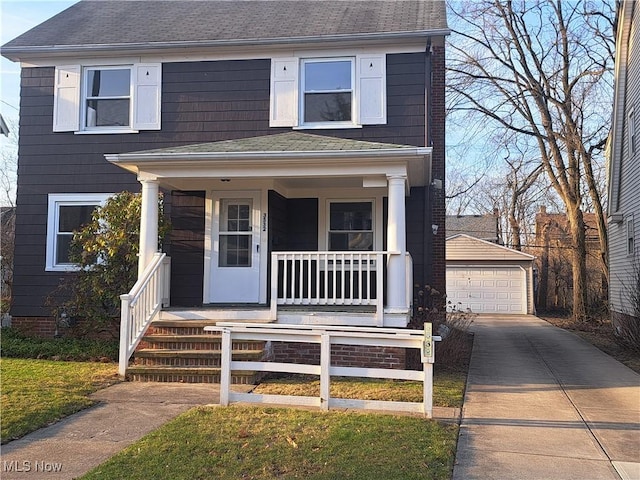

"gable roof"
[445, 214, 499, 243]
[2, 0, 449, 60]
[446, 234, 534, 261]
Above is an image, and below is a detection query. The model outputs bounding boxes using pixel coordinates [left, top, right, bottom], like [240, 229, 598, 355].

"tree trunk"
[567, 207, 588, 322]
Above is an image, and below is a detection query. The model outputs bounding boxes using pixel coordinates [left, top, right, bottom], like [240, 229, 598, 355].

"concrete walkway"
[1, 383, 222, 480]
[453, 315, 640, 480]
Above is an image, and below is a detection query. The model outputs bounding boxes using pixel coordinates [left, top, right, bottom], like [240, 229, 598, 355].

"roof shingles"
[2, 0, 448, 54]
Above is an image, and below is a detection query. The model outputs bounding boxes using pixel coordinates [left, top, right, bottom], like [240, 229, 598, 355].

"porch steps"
[127, 319, 266, 384]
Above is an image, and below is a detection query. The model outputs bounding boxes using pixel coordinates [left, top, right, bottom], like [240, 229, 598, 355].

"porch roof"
[105, 132, 432, 189]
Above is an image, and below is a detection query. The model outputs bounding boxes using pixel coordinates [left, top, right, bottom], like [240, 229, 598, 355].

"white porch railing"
[270, 251, 387, 324]
[118, 252, 171, 376]
[205, 322, 440, 417]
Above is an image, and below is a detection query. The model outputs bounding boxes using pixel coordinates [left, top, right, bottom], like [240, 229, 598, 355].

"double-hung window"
[84, 67, 131, 129]
[46, 193, 112, 271]
[53, 63, 161, 133]
[328, 201, 374, 251]
[301, 58, 354, 126]
[270, 53, 386, 128]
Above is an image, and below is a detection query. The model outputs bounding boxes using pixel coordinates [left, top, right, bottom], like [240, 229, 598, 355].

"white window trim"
[82, 65, 133, 133]
[300, 57, 356, 129]
[270, 53, 386, 129]
[46, 193, 113, 272]
[627, 214, 635, 256]
[319, 197, 381, 251]
[53, 63, 161, 134]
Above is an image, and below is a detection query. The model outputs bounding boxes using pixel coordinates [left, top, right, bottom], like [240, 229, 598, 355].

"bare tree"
[447, 0, 614, 322]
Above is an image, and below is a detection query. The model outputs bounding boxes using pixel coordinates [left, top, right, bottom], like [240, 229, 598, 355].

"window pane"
[305, 92, 352, 122]
[86, 99, 130, 127]
[330, 202, 372, 230]
[56, 234, 73, 264]
[87, 69, 130, 97]
[59, 205, 95, 232]
[305, 61, 351, 91]
[329, 232, 373, 251]
[220, 235, 251, 267]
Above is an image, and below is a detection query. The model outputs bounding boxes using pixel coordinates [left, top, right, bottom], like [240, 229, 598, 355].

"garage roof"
[446, 234, 534, 261]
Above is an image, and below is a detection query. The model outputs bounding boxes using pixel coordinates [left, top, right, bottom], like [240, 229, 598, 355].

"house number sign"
[262, 213, 267, 232]
[421, 323, 433, 362]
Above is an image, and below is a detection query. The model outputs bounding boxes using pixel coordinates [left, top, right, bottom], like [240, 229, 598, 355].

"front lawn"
[82, 405, 458, 480]
[0, 358, 119, 443]
[253, 367, 466, 408]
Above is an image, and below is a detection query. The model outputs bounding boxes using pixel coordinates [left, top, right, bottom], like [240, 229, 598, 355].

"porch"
[107, 132, 433, 377]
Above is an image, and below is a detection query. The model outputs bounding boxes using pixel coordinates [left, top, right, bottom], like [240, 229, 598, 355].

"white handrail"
[206, 322, 440, 417]
[118, 252, 170, 376]
[270, 251, 400, 324]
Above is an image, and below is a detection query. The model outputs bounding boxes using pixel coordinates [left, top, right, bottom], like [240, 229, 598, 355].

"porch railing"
[271, 251, 397, 324]
[118, 252, 171, 376]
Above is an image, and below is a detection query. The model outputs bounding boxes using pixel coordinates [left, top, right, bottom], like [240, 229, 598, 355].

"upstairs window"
[53, 63, 161, 133]
[84, 67, 131, 129]
[270, 54, 386, 128]
[301, 59, 353, 125]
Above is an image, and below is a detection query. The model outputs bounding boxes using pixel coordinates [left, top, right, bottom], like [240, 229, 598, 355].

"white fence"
[118, 252, 170, 376]
[205, 322, 439, 417]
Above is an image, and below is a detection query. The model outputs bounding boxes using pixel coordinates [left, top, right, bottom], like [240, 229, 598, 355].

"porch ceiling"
[105, 132, 432, 189]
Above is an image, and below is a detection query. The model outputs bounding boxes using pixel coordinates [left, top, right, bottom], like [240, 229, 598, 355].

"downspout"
[423, 40, 434, 292]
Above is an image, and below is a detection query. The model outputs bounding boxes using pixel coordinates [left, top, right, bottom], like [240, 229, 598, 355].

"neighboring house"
[608, 0, 640, 328]
[1, 1, 448, 377]
[445, 211, 501, 244]
[446, 234, 535, 315]
[531, 206, 606, 312]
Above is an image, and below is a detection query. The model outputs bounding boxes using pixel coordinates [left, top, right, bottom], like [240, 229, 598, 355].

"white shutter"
[357, 54, 386, 125]
[133, 63, 162, 130]
[53, 65, 80, 132]
[270, 57, 299, 127]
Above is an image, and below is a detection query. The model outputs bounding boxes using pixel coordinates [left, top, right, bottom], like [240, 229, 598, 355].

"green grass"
[81, 405, 458, 480]
[1, 358, 119, 443]
[253, 367, 466, 408]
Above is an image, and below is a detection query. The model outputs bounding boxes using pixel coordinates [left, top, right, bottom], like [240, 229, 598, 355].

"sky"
[1, 0, 78, 126]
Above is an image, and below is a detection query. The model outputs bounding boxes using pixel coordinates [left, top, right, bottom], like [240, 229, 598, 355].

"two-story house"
[609, 0, 639, 332]
[2, 0, 448, 380]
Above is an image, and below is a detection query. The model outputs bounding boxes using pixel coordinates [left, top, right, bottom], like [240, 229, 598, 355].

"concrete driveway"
[453, 315, 640, 480]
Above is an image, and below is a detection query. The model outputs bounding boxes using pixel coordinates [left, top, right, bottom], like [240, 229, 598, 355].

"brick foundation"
[270, 342, 406, 369]
[10, 317, 57, 337]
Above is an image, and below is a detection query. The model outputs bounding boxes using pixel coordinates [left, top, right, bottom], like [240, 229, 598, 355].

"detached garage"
[446, 234, 535, 314]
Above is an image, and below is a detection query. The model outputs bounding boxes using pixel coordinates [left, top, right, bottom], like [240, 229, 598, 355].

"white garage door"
[446, 266, 526, 314]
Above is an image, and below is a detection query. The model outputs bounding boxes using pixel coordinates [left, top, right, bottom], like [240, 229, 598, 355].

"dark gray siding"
[169, 191, 205, 307]
[12, 53, 427, 316]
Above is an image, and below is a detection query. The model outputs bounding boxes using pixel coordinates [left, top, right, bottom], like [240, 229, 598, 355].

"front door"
[210, 191, 261, 303]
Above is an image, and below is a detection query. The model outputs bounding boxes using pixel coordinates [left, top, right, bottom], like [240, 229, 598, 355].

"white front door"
[210, 191, 261, 303]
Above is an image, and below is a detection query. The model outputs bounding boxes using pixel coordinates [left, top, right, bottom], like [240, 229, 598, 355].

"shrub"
[0, 327, 118, 361]
[47, 191, 169, 338]
[408, 284, 476, 370]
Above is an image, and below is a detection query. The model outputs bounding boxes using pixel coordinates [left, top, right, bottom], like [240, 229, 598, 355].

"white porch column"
[386, 174, 407, 311]
[138, 178, 160, 278]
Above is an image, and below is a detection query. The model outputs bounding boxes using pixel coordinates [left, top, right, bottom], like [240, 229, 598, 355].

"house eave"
[1, 30, 451, 62]
[106, 147, 432, 188]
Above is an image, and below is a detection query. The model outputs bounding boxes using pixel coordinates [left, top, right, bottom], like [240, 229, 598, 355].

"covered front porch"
[106, 132, 432, 374]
